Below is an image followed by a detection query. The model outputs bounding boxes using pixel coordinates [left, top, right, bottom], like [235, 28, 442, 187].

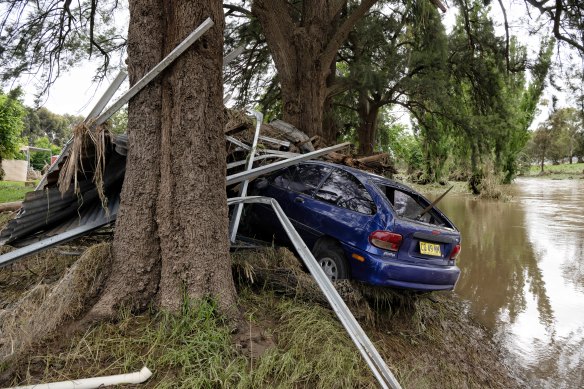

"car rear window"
[377, 184, 447, 225]
[315, 169, 376, 215]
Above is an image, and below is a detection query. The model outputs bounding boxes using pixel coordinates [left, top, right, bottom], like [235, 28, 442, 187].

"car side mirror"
[255, 178, 269, 190]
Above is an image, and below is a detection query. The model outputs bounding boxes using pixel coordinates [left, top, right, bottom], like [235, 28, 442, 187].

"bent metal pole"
[227, 196, 402, 389]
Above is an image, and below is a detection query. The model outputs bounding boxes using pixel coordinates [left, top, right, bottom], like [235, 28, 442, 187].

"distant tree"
[530, 126, 553, 171]
[497, 37, 554, 182]
[332, 0, 449, 156]
[30, 136, 61, 171]
[23, 108, 41, 142]
[225, 0, 380, 142]
[526, 113, 567, 171]
[23, 107, 81, 146]
[428, 2, 554, 188]
[109, 107, 128, 134]
[542, 107, 583, 164]
[574, 131, 584, 163]
[0, 89, 26, 179]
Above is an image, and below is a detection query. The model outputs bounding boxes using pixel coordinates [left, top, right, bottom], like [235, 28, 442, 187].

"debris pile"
[225, 108, 396, 177]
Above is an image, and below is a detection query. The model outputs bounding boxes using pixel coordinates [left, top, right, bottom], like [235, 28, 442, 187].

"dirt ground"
[0, 233, 524, 388]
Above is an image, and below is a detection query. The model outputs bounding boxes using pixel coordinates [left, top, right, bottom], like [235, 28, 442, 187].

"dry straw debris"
[0, 243, 112, 364]
[57, 120, 112, 211]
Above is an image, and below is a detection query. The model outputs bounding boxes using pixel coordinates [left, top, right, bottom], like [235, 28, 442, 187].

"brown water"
[438, 178, 584, 388]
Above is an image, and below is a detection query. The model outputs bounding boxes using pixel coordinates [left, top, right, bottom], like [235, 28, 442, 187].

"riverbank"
[0, 240, 523, 388]
[522, 162, 584, 180]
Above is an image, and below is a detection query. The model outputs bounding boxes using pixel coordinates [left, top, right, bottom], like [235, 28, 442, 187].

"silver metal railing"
[228, 196, 402, 389]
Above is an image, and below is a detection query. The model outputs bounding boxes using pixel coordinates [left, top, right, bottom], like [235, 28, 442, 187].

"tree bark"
[252, 0, 377, 143]
[156, 0, 237, 315]
[88, 0, 237, 320]
[357, 95, 379, 155]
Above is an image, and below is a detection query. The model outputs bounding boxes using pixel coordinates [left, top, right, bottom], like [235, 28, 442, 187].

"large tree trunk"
[281, 66, 328, 142]
[252, 0, 377, 143]
[88, 0, 237, 320]
[357, 92, 379, 155]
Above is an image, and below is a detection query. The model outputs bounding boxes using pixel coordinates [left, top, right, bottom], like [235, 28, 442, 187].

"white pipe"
[5, 366, 153, 389]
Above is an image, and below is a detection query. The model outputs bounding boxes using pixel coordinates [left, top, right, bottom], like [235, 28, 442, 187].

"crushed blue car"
[246, 161, 461, 291]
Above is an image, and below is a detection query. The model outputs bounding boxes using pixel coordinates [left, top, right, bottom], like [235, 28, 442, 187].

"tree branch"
[223, 3, 253, 17]
[320, 0, 378, 74]
[552, 0, 584, 52]
[524, 0, 584, 53]
[496, 0, 511, 74]
[252, 0, 297, 83]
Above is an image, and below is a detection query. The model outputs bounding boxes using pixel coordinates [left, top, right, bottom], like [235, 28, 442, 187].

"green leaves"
[0, 89, 26, 160]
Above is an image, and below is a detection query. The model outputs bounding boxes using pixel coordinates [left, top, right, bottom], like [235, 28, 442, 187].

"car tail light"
[450, 244, 461, 259]
[369, 231, 402, 251]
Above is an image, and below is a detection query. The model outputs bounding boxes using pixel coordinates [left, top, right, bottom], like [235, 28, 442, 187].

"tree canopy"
[0, 89, 26, 162]
[0, 0, 127, 92]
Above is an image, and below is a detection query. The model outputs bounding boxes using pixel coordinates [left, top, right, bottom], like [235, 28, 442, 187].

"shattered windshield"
[377, 184, 446, 226]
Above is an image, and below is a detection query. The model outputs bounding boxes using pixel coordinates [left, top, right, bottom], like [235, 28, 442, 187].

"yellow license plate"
[420, 242, 442, 256]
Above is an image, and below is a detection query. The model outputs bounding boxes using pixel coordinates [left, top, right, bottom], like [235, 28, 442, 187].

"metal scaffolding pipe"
[227, 196, 402, 389]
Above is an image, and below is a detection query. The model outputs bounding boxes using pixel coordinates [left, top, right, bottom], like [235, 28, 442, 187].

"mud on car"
[246, 161, 461, 291]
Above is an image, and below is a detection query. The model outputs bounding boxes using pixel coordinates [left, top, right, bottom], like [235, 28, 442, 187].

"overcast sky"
[21, 62, 128, 118]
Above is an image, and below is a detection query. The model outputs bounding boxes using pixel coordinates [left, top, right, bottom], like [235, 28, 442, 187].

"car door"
[290, 167, 377, 249]
[275, 164, 333, 245]
[254, 164, 331, 244]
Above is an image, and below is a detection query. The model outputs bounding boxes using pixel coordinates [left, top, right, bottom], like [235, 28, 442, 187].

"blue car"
[248, 161, 461, 291]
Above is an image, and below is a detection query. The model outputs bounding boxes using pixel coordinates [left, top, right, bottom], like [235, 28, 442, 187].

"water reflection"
[435, 178, 584, 388]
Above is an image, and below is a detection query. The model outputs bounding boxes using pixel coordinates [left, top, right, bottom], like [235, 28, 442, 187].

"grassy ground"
[400, 179, 469, 196]
[524, 162, 584, 179]
[0, 181, 35, 203]
[0, 243, 522, 388]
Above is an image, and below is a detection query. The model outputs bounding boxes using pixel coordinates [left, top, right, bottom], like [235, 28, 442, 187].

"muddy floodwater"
[437, 178, 584, 388]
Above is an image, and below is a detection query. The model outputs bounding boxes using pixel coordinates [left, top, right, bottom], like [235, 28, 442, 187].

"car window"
[393, 190, 429, 221]
[378, 184, 442, 224]
[315, 169, 376, 215]
[272, 167, 295, 189]
[286, 164, 331, 195]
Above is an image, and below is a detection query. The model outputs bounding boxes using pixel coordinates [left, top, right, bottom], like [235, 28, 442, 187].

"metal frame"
[225, 135, 251, 151]
[228, 110, 263, 242]
[95, 18, 214, 126]
[226, 142, 350, 186]
[226, 154, 284, 170]
[258, 135, 290, 148]
[0, 213, 116, 268]
[227, 196, 402, 389]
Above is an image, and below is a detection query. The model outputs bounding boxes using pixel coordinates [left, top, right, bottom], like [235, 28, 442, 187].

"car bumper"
[343, 245, 461, 291]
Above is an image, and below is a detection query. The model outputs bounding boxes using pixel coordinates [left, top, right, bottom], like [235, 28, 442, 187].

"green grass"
[2, 246, 519, 388]
[0, 181, 35, 203]
[526, 162, 584, 178]
[11, 293, 377, 388]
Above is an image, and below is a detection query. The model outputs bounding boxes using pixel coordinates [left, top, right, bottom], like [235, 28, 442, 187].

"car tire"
[313, 241, 349, 281]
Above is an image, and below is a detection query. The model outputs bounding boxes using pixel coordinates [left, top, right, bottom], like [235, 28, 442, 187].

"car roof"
[301, 160, 415, 193]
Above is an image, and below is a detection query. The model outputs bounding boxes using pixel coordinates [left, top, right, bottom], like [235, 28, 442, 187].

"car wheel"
[313, 241, 349, 281]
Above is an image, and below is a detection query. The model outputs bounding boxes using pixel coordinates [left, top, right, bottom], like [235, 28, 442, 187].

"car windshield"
[377, 184, 447, 226]
[272, 164, 332, 194]
[315, 169, 376, 215]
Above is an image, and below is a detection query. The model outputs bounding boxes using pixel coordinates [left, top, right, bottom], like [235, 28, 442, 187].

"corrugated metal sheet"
[0, 134, 127, 247]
